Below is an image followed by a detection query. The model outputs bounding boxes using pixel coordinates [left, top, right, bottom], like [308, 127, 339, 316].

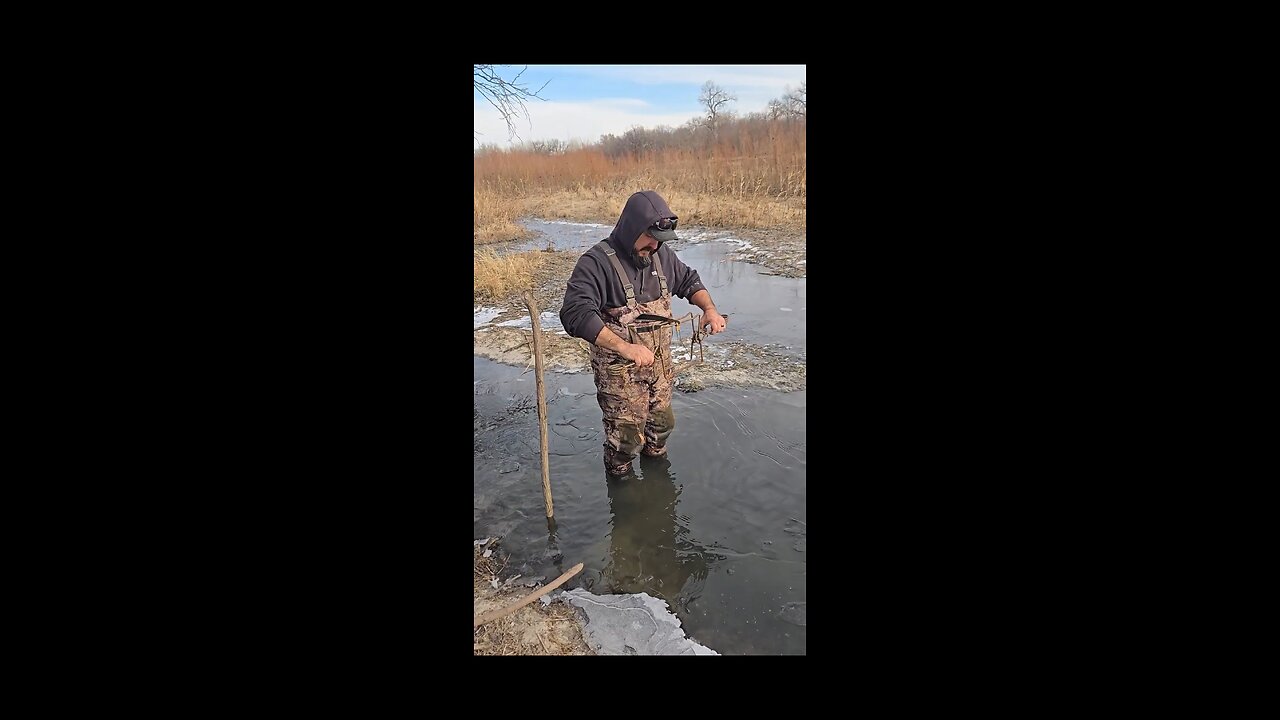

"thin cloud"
[474, 98, 703, 148]
[544, 64, 805, 89]
[590, 97, 653, 109]
[538, 65, 803, 116]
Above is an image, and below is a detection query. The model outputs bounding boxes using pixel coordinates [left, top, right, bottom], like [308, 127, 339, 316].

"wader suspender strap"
[599, 241, 637, 309]
[651, 253, 670, 298]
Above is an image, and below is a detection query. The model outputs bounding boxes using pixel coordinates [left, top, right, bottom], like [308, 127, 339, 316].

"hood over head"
[608, 190, 680, 251]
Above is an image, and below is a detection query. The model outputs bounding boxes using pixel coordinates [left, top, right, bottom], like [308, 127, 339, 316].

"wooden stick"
[522, 292, 554, 518]
[473, 562, 584, 628]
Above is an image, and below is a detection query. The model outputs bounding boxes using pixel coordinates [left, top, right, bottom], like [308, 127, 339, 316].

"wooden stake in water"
[522, 292, 554, 518]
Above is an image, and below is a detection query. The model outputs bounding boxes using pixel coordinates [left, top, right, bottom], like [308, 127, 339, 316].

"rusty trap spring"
[609, 313, 723, 376]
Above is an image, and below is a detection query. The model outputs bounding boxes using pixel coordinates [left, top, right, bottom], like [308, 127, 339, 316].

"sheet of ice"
[559, 588, 719, 656]
[538, 220, 609, 229]
[494, 312, 563, 331]
[474, 306, 504, 329]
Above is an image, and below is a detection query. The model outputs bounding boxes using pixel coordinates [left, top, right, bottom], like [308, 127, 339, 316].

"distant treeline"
[476, 110, 806, 160]
[476, 80, 805, 160]
[475, 82, 806, 200]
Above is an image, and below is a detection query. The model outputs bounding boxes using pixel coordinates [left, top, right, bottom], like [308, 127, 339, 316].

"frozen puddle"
[474, 306, 504, 329]
[558, 588, 719, 656]
[494, 311, 563, 332]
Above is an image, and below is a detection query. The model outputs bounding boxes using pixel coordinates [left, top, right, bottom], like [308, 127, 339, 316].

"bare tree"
[767, 98, 788, 122]
[530, 138, 567, 155]
[474, 64, 550, 142]
[621, 125, 655, 157]
[783, 81, 806, 120]
[698, 81, 737, 140]
[764, 82, 806, 125]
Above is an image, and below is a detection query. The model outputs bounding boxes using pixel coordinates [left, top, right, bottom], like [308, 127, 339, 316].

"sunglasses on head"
[652, 217, 677, 231]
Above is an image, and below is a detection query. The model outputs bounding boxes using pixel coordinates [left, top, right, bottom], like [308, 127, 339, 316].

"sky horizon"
[474, 64, 805, 149]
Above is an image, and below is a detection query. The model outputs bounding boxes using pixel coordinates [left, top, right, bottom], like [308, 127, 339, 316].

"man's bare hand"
[701, 309, 728, 335]
[623, 343, 655, 367]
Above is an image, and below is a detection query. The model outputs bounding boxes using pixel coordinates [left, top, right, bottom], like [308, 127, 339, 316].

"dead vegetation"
[474, 186, 542, 245]
[473, 248, 548, 303]
[516, 187, 805, 232]
[473, 541, 594, 656]
[473, 120, 806, 243]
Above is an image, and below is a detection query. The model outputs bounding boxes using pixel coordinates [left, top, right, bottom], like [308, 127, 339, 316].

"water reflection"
[602, 456, 717, 616]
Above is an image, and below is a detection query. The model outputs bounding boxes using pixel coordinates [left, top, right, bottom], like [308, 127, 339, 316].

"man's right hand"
[591, 326, 655, 367]
[622, 343, 655, 367]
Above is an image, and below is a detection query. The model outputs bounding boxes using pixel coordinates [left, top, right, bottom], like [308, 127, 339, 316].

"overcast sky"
[474, 64, 806, 149]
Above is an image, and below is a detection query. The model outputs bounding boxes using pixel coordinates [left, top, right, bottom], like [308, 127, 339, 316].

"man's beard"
[633, 251, 653, 268]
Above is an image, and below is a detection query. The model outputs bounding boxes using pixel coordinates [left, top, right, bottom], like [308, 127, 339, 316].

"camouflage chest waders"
[591, 241, 677, 476]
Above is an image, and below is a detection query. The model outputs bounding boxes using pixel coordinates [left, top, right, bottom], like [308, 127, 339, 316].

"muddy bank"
[473, 325, 805, 392]
[472, 326, 591, 373]
[474, 540, 594, 655]
[472, 249, 590, 375]
[666, 339, 806, 393]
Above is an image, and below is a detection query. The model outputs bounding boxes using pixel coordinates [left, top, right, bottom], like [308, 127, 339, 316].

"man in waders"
[559, 190, 728, 477]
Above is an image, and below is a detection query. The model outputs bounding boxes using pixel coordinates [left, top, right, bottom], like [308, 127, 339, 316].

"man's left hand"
[701, 309, 728, 335]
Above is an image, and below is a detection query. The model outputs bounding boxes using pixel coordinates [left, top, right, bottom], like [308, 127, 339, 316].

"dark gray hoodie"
[559, 190, 706, 342]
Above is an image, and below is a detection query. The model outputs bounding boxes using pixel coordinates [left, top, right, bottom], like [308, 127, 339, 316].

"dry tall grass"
[474, 248, 547, 303]
[474, 120, 806, 236]
[474, 186, 539, 244]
